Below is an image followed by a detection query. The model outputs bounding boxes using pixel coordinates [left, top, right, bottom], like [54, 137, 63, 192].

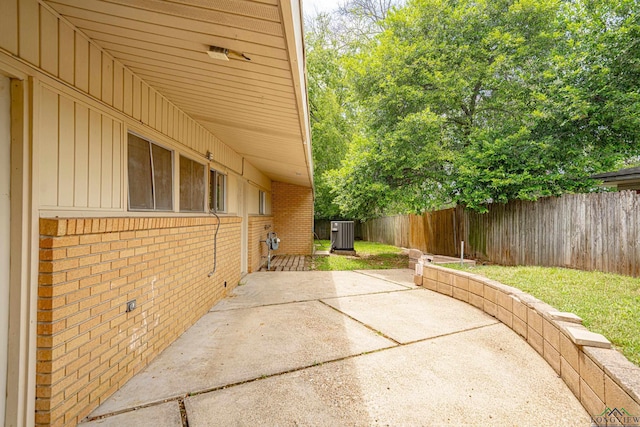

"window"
[209, 169, 226, 212]
[259, 190, 266, 215]
[128, 133, 173, 211]
[180, 156, 205, 212]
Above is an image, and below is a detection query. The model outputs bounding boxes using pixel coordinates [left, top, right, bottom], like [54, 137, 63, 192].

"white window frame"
[127, 132, 174, 212]
[209, 168, 227, 213]
[259, 190, 266, 215]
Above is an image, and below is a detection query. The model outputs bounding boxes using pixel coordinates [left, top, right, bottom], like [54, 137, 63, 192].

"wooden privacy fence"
[361, 191, 640, 277]
[314, 219, 332, 240]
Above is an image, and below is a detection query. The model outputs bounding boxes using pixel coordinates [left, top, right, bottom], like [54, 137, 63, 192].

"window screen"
[209, 169, 226, 212]
[152, 144, 173, 211]
[127, 133, 173, 211]
[259, 190, 266, 215]
[180, 156, 205, 212]
[128, 135, 153, 210]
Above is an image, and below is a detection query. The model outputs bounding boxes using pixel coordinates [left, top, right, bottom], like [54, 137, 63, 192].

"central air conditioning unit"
[331, 221, 355, 251]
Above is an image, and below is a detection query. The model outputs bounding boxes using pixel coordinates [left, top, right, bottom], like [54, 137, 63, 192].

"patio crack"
[318, 299, 402, 345]
[81, 322, 501, 424]
[318, 299, 501, 348]
[209, 287, 414, 313]
[179, 398, 189, 427]
[352, 270, 417, 289]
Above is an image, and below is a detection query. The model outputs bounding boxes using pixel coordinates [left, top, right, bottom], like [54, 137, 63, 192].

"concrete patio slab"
[322, 288, 497, 343]
[185, 323, 589, 426]
[79, 402, 181, 427]
[83, 270, 589, 426]
[89, 300, 394, 417]
[211, 270, 409, 311]
[354, 268, 418, 288]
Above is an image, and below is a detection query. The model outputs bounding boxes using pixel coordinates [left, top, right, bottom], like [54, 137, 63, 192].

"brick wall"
[248, 216, 274, 273]
[37, 216, 241, 426]
[272, 182, 313, 255]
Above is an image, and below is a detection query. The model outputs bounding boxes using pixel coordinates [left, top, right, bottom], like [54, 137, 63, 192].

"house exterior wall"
[248, 216, 275, 273]
[1, 1, 313, 425]
[37, 217, 241, 426]
[2, 0, 244, 185]
[244, 161, 273, 197]
[272, 182, 314, 255]
[246, 185, 272, 216]
[0, 74, 10, 426]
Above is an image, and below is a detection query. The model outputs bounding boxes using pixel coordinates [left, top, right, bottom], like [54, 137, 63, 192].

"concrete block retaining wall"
[417, 264, 640, 425]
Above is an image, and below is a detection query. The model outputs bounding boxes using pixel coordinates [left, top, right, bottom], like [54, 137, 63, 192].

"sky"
[302, 0, 342, 16]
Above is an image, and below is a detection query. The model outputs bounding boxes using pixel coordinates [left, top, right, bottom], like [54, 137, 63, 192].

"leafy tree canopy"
[307, 0, 640, 220]
[306, 12, 353, 219]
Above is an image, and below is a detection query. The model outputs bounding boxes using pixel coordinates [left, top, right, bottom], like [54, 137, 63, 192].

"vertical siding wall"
[248, 216, 274, 273]
[1, 1, 289, 425]
[1, 0, 257, 210]
[39, 85, 123, 209]
[272, 182, 313, 255]
[362, 192, 640, 277]
[37, 217, 241, 426]
[244, 161, 273, 211]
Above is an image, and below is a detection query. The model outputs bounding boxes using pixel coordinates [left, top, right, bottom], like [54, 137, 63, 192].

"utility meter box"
[266, 232, 280, 251]
[331, 221, 355, 251]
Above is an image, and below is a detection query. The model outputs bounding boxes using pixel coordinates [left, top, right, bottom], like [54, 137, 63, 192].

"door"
[0, 74, 11, 424]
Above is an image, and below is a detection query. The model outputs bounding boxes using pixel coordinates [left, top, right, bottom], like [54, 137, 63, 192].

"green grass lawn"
[443, 264, 640, 367]
[312, 240, 408, 271]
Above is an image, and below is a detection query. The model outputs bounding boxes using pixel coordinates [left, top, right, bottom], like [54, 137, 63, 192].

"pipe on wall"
[208, 209, 220, 277]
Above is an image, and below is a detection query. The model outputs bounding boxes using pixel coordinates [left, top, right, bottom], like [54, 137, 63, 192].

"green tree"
[529, 0, 640, 173]
[331, 0, 564, 216]
[306, 13, 354, 219]
[328, 0, 640, 218]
